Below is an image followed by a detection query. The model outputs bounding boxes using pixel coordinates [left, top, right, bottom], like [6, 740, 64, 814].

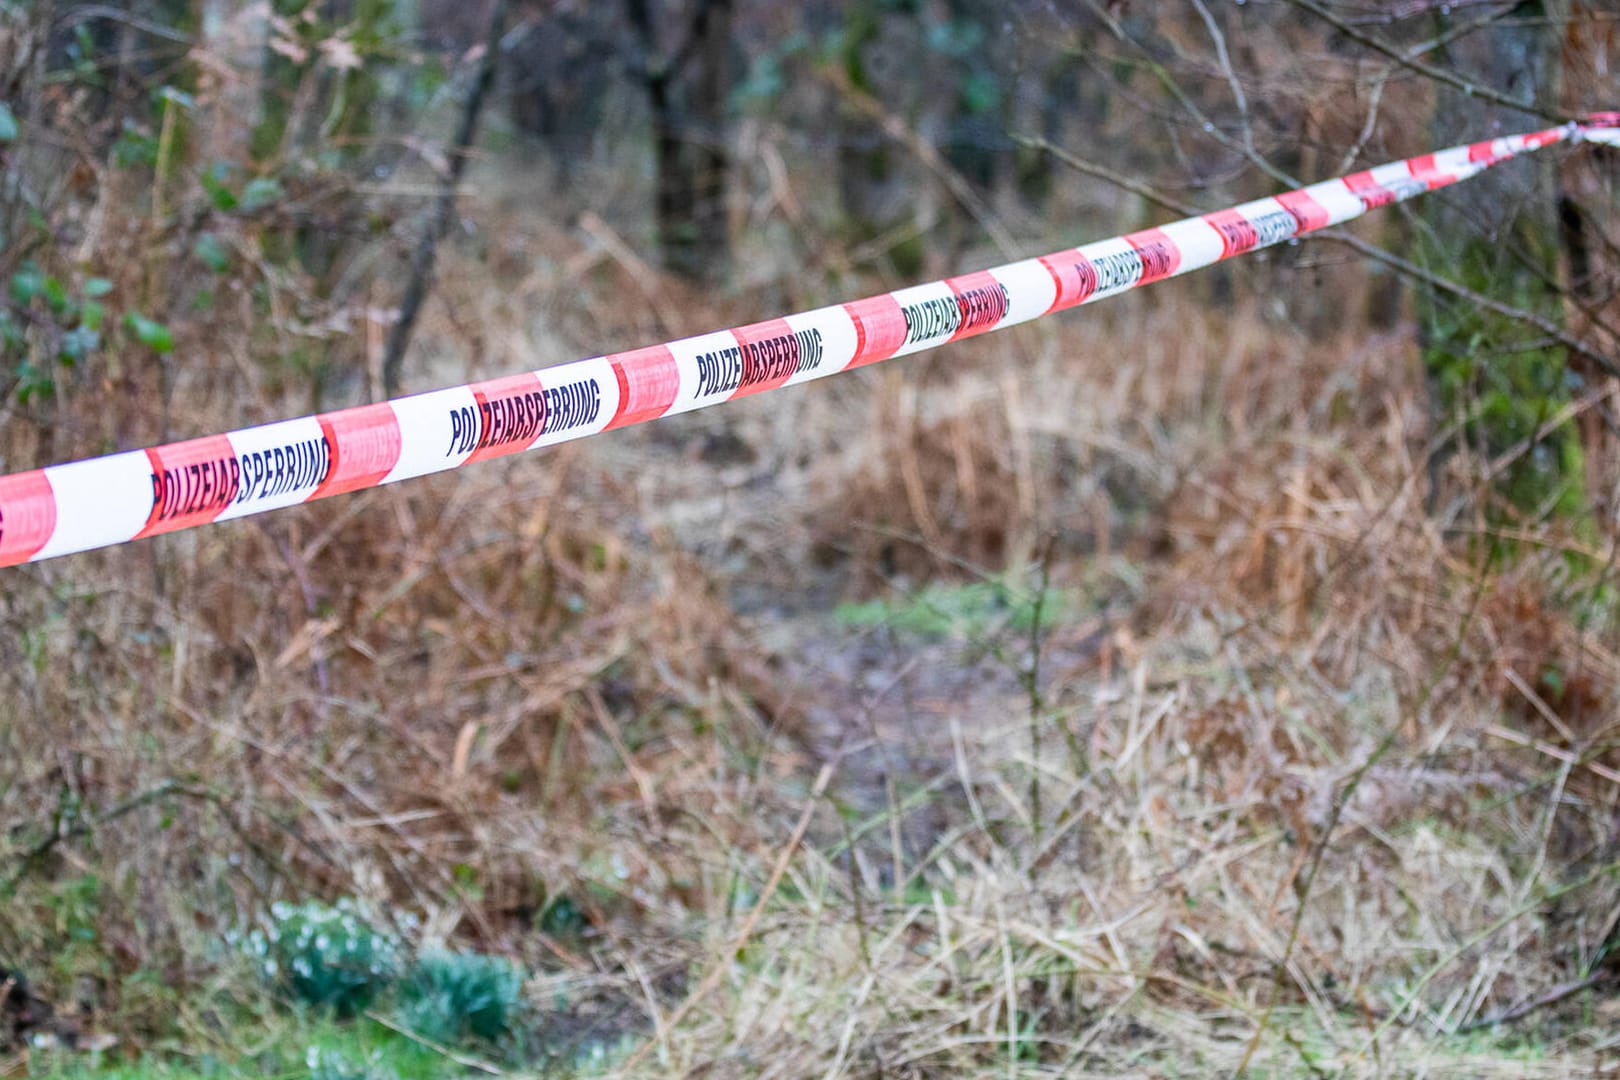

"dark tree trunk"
[627, 0, 733, 283]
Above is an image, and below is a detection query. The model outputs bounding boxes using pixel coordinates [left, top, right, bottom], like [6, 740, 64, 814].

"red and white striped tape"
[2, 119, 1616, 567]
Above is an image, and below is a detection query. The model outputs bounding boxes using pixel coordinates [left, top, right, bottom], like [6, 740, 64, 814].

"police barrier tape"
[3, 118, 1619, 567]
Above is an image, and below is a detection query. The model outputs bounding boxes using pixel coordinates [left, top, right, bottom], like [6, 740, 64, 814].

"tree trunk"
[628, 0, 733, 283]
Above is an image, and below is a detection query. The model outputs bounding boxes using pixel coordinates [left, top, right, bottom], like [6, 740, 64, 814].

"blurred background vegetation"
[2, 1, 1620, 1076]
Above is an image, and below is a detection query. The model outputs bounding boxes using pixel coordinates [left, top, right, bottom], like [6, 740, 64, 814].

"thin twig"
[817, 64, 1020, 260]
[1455, 972, 1611, 1033]
[1282, 0, 1569, 123]
[3, 780, 182, 894]
[1188, 0, 1257, 162]
[380, 0, 510, 397]
[1238, 542, 1501, 1072]
[1356, 857, 1620, 1059]
[625, 760, 836, 1070]
[362, 1010, 504, 1075]
[1013, 135, 1201, 218]
[1315, 229, 1620, 381]
[2, 780, 294, 895]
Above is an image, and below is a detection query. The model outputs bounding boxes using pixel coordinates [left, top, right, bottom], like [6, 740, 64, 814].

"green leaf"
[80, 300, 105, 332]
[193, 232, 230, 272]
[239, 177, 283, 212]
[123, 312, 174, 354]
[42, 276, 68, 314]
[0, 310, 22, 352]
[960, 70, 1000, 115]
[10, 264, 43, 304]
[82, 277, 114, 298]
[156, 85, 195, 110]
[199, 163, 238, 211]
[60, 326, 99, 364]
[14, 360, 53, 403]
[111, 120, 159, 169]
[0, 102, 17, 143]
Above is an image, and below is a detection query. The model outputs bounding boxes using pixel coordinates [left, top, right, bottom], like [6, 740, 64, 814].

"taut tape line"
[2, 118, 1616, 567]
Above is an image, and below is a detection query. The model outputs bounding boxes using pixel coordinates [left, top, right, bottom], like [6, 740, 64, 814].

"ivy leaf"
[199, 163, 238, 211]
[240, 177, 283, 212]
[60, 326, 99, 364]
[0, 310, 22, 352]
[10, 264, 43, 304]
[960, 70, 1000, 115]
[0, 102, 17, 143]
[83, 277, 114, 298]
[193, 233, 231, 273]
[123, 312, 174, 354]
[14, 360, 54, 404]
[42, 276, 68, 314]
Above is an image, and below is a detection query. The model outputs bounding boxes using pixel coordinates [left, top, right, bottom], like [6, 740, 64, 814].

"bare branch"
[1282, 0, 1570, 123]
[381, 0, 510, 397]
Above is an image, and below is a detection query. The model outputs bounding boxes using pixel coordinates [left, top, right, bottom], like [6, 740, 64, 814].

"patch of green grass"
[833, 579, 1073, 641]
[29, 1016, 452, 1080]
[27, 1008, 644, 1080]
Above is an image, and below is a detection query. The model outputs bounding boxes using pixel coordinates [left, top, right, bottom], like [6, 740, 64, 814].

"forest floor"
[4, 159, 1620, 1078]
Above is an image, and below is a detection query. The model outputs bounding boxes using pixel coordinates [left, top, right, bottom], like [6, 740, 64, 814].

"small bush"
[397, 949, 524, 1046]
[247, 900, 401, 1017]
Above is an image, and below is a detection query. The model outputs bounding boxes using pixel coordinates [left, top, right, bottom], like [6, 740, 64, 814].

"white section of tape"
[1159, 218, 1225, 276]
[34, 452, 153, 560]
[785, 306, 860, 386]
[1235, 198, 1302, 248]
[1303, 180, 1364, 226]
[888, 281, 961, 358]
[217, 417, 328, 521]
[1075, 235, 1145, 302]
[665, 329, 742, 414]
[1371, 160, 1427, 200]
[384, 386, 479, 483]
[532, 357, 620, 448]
[991, 259, 1060, 330]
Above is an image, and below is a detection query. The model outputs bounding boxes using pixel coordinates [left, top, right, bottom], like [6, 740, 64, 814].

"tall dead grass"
[4, 68, 1620, 1080]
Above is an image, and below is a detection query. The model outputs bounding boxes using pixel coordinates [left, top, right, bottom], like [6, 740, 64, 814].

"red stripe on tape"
[315, 403, 403, 498]
[1276, 190, 1331, 232]
[843, 295, 908, 367]
[139, 435, 239, 538]
[466, 373, 547, 463]
[1407, 153, 1454, 189]
[1038, 251, 1099, 312]
[1124, 227, 1181, 284]
[730, 318, 801, 397]
[946, 270, 1011, 340]
[606, 345, 680, 428]
[0, 470, 57, 565]
[1203, 209, 1262, 258]
[1344, 170, 1394, 209]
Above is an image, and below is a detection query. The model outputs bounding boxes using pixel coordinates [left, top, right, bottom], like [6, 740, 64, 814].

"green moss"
[1419, 223, 1587, 524]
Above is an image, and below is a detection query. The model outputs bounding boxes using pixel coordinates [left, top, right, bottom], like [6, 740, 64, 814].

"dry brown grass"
[13, 228, 1619, 1074]
[5, 44, 1620, 1077]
